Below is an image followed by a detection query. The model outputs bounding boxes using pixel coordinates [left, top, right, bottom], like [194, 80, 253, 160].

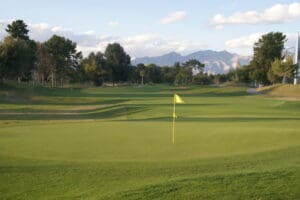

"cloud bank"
[0, 20, 205, 58]
[159, 11, 187, 24]
[225, 32, 297, 53]
[212, 2, 300, 29]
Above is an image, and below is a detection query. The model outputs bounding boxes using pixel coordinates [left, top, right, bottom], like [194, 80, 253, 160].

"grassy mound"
[258, 84, 300, 98]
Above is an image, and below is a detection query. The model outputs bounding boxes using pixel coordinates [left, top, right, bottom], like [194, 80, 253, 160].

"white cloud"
[225, 32, 298, 55]
[76, 33, 206, 58]
[0, 19, 12, 26]
[159, 11, 186, 24]
[30, 23, 49, 31]
[83, 30, 96, 36]
[120, 34, 206, 57]
[0, 20, 11, 39]
[51, 26, 64, 32]
[0, 20, 206, 58]
[225, 33, 265, 48]
[108, 21, 119, 27]
[211, 2, 300, 29]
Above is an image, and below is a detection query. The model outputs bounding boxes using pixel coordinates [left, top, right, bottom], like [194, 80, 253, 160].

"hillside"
[132, 50, 251, 74]
[258, 84, 300, 99]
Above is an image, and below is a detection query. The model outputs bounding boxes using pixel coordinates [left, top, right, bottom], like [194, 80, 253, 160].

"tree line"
[0, 20, 297, 87]
[0, 20, 209, 86]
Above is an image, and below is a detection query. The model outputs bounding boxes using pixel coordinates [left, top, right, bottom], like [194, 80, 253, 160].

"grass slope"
[0, 83, 299, 199]
[258, 84, 300, 98]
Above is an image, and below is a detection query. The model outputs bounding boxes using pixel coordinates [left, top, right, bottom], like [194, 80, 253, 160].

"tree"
[0, 43, 5, 81]
[236, 65, 251, 83]
[136, 63, 146, 85]
[6, 20, 29, 40]
[271, 56, 295, 84]
[174, 62, 193, 85]
[82, 52, 106, 86]
[161, 66, 175, 84]
[183, 59, 205, 74]
[227, 65, 251, 83]
[34, 43, 55, 86]
[193, 73, 212, 85]
[250, 32, 286, 84]
[145, 64, 161, 83]
[267, 67, 281, 84]
[213, 74, 227, 84]
[0, 20, 36, 82]
[127, 65, 137, 83]
[44, 35, 82, 87]
[0, 36, 36, 82]
[104, 43, 131, 84]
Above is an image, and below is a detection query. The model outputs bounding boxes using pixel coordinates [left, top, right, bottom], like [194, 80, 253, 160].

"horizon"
[1, 0, 300, 58]
[132, 49, 250, 59]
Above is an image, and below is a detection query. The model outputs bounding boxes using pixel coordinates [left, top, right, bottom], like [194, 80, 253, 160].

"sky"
[0, 0, 300, 58]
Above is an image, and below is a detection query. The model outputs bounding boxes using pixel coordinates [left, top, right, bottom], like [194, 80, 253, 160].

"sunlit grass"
[0, 83, 299, 199]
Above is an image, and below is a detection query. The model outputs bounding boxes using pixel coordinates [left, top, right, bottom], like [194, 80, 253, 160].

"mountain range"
[132, 50, 251, 74]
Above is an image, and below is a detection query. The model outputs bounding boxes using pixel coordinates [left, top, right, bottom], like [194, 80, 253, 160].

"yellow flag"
[174, 94, 185, 104]
[172, 94, 184, 144]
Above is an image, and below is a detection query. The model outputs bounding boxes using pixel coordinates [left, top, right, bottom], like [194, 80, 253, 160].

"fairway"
[0, 84, 299, 199]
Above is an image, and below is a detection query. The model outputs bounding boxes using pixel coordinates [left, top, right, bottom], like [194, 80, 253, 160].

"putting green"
[0, 120, 299, 162]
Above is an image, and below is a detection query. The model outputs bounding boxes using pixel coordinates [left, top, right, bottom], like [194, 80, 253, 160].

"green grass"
[0, 83, 299, 199]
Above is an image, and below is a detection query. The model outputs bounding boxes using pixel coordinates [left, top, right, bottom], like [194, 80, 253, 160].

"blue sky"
[0, 0, 299, 57]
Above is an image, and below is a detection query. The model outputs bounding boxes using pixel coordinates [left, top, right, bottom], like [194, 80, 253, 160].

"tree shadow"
[0, 105, 148, 121]
[124, 116, 300, 122]
[0, 98, 128, 106]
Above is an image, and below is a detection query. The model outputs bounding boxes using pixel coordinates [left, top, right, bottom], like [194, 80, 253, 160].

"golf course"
[0, 83, 299, 199]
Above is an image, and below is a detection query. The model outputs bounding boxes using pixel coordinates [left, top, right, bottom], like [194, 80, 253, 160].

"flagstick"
[172, 95, 176, 144]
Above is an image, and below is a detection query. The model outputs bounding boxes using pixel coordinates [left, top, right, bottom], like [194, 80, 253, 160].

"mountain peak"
[132, 50, 251, 74]
[164, 51, 181, 56]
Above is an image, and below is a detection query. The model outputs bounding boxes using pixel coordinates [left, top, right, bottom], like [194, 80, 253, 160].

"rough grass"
[258, 84, 300, 98]
[0, 82, 299, 199]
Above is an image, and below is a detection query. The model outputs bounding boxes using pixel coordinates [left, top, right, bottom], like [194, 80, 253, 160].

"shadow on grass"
[63, 91, 248, 98]
[0, 103, 225, 120]
[113, 170, 297, 200]
[124, 116, 300, 122]
[135, 103, 225, 107]
[0, 97, 128, 106]
[0, 104, 121, 114]
[1, 82, 248, 102]
[0, 105, 148, 120]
